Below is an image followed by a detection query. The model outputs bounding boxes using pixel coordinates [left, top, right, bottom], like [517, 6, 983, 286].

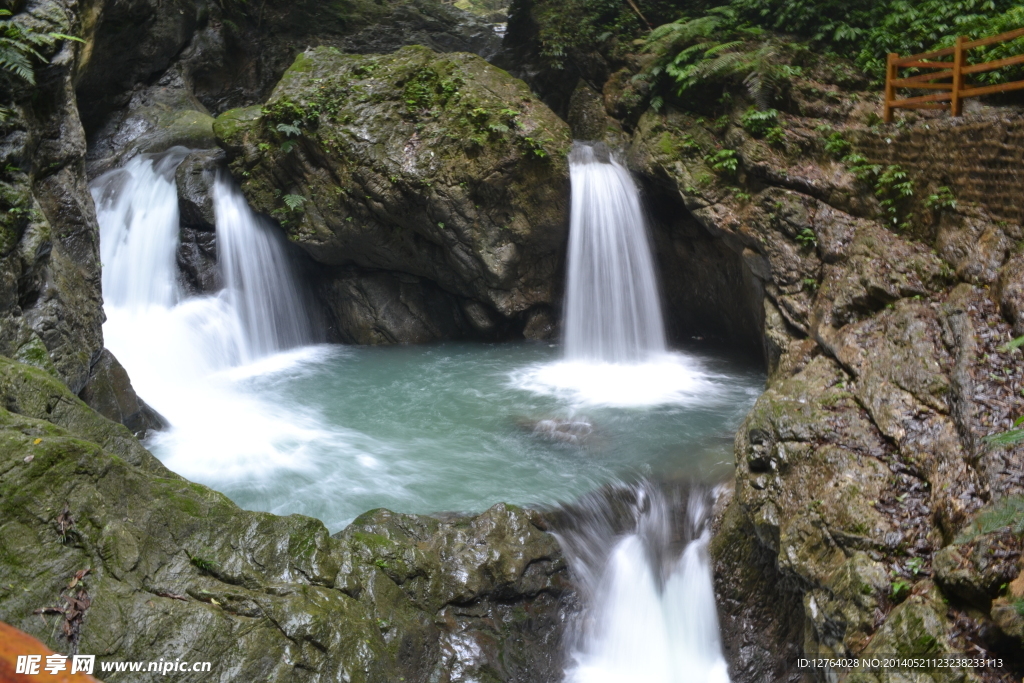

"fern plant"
[0, 9, 82, 85]
[664, 30, 798, 108]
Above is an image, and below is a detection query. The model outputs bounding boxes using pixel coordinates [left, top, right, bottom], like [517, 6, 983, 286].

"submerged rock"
[523, 417, 594, 446]
[215, 45, 572, 343]
[0, 355, 570, 681]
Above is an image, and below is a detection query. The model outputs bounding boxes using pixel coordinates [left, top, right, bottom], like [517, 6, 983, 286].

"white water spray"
[92, 148, 328, 481]
[558, 483, 731, 683]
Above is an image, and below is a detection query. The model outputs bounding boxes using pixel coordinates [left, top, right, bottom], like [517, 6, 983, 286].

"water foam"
[558, 483, 731, 683]
[92, 149, 329, 482]
[511, 353, 722, 408]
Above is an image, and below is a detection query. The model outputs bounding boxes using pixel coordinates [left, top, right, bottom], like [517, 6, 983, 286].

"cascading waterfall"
[92, 147, 325, 480]
[96, 148, 189, 310]
[516, 141, 716, 406]
[214, 178, 311, 361]
[542, 143, 732, 683]
[556, 482, 731, 683]
[564, 142, 666, 362]
[93, 147, 311, 369]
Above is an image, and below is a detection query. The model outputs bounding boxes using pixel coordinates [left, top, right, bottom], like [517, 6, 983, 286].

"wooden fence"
[884, 27, 1024, 123]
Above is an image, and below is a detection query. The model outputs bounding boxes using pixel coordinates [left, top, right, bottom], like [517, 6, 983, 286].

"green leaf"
[283, 194, 305, 211]
[983, 428, 1024, 446]
[997, 335, 1024, 352]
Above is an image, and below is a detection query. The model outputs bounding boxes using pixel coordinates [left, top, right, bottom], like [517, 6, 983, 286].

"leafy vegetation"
[715, 0, 1024, 82]
[0, 8, 82, 86]
[955, 495, 1024, 541]
[529, 0, 1023, 102]
[925, 186, 956, 211]
[740, 106, 778, 136]
[874, 164, 915, 230]
[705, 148, 738, 176]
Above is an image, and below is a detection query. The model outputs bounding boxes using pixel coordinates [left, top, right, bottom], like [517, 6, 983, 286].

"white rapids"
[91, 148, 331, 481]
[558, 483, 731, 683]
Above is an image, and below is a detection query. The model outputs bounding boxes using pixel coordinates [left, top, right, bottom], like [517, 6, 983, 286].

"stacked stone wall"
[854, 111, 1024, 226]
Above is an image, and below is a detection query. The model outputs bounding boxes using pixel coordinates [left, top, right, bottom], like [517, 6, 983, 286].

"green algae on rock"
[215, 45, 572, 342]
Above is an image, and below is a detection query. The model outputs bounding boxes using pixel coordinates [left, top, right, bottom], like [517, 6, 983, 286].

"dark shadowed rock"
[320, 269, 473, 345]
[78, 349, 168, 439]
[176, 227, 220, 295]
[176, 148, 225, 231]
[0, 2, 105, 395]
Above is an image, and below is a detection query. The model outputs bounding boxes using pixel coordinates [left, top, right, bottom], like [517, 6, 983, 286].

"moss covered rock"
[217, 45, 571, 342]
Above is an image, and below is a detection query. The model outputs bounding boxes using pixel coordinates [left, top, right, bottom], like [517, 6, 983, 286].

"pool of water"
[142, 340, 763, 532]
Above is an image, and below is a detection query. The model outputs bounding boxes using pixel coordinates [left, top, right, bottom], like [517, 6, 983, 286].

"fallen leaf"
[33, 438, 42, 444]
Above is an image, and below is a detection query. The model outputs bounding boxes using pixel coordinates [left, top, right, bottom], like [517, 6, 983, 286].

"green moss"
[12, 337, 57, 378]
[213, 106, 265, 146]
[0, 181, 31, 255]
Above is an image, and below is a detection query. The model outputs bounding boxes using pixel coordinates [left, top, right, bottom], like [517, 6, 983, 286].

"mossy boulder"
[216, 45, 572, 342]
[0, 355, 569, 682]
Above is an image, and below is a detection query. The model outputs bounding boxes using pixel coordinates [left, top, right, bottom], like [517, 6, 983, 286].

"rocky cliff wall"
[854, 111, 1024, 228]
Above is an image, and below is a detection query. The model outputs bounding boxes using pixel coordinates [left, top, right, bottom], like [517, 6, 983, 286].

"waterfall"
[556, 482, 731, 683]
[516, 142, 715, 407]
[92, 147, 311, 373]
[213, 178, 311, 361]
[564, 142, 666, 363]
[91, 147, 324, 480]
[96, 149, 189, 310]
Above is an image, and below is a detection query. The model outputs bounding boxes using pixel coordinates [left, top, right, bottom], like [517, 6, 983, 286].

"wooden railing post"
[951, 35, 965, 116]
[884, 52, 898, 123]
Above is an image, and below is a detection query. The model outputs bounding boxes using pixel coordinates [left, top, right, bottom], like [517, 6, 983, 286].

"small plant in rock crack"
[705, 149, 738, 177]
[276, 121, 302, 152]
[188, 551, 219, 574]
[823, 131, 851, 158]
[740, 107, 779, 137]
[925, 186, 956, 211]
[283, 194, 306, 211]
[905, 556, 926, 576]
[795, 227, 816, 247]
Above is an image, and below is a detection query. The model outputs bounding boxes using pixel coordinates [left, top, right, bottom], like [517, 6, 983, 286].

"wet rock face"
[176, 227, 220, 296]
[0, 1, 105, 396]
[627, 103, 1024, 677]
[216, 45, 571, 339]
[0, 356, 570, 682]
[77, 0, 503, 141]
[319, 268, 476, 345]
[175, 148, 224, 231]
[174, 149, 224, 295]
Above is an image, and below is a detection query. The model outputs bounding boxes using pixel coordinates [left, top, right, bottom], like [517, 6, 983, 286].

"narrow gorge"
[0, 0, 1022, 681]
